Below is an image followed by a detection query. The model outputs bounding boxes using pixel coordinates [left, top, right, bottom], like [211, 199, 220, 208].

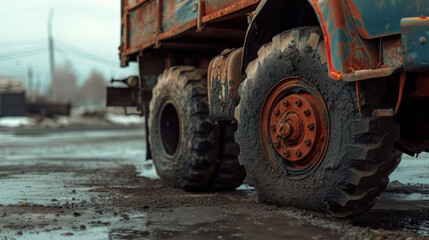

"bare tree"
[80, 70, 106, 106]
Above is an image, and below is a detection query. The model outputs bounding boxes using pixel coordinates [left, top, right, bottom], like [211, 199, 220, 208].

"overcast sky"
[0, 0, 137, 93]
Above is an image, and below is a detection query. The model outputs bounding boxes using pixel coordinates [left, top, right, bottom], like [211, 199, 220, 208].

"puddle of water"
[381, 192, 429, 201]
[17, 226, 110, 240]
[0, 172, 94, 205]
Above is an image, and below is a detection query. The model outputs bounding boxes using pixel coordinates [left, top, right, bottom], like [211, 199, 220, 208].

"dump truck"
[107, 0, 429, 217]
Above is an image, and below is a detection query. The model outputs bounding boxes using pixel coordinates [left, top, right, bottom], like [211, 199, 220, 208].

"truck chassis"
[108, 0, 429, 217]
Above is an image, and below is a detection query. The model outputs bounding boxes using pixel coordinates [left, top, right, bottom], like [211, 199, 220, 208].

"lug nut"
[274, 109, 280, 116]
[274, 141, 281, 148]
[295, 99, 302, 107]
[296, 150, 302, 157]
[304, 139, 312, 146]
[283, 100, 289, 107]
[304, 109, 310, 116]
[271, 125, 276, 132]
[284, 151, 290, 158]
[307, 123, 315, 130]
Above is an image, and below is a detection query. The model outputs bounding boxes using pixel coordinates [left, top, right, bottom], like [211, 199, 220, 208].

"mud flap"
[106, 87, 139, 107]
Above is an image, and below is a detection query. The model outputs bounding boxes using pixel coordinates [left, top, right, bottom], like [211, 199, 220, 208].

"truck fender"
[242, 0, 379, 80]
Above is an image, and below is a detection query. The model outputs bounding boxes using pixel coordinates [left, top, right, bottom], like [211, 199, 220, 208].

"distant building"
[0, 77, 26, 117]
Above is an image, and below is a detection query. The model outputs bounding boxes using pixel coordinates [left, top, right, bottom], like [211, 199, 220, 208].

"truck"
[107, 0, 429, 218]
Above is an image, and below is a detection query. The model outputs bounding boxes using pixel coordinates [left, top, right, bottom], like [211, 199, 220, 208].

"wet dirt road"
[0, 124, 428, 239]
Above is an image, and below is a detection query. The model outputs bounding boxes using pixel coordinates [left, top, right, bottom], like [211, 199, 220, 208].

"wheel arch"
[242, 0, 379, 80]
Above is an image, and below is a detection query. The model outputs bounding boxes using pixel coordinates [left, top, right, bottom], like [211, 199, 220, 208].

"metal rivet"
[420, 37, 426, 45]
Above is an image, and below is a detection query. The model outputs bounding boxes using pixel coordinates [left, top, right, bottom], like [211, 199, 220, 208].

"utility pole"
[48, 9, 55, 99]
[27, 65, 33, 94]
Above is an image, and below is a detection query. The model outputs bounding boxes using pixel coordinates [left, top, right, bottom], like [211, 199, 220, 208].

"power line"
[55, 39, 119, 66]
[0, 49, 48, 62]
[0, 46, 47, 57]
[0, 40, 46, 48]
[0, 38, 122, 69]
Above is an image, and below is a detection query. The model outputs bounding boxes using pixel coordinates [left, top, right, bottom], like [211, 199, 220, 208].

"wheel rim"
[260, 77, 330, 175]
[159, 100, 181, 157]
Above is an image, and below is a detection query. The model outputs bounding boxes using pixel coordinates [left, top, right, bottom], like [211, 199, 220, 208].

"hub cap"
[260, 77, 329, 173]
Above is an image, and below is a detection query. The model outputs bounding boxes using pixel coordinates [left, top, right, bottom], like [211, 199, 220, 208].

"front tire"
[235, 27, 400, 217]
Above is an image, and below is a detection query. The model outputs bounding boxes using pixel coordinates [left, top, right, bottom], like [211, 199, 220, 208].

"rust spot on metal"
[383, 36, 403, 68]
[344, 0, 368, 38]
[208, 48, 245, 121]
[202, 0, 259, 23]
[309, 0, 343, 80]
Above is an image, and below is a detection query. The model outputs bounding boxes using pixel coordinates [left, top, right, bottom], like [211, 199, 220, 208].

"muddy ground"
[0, 121, 428, 239]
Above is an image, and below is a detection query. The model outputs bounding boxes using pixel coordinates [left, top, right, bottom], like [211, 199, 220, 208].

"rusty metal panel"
[249, 0, 429, 80]
[383, 37, 403, 68]
[202, 0, 259, 23]
[121, 0, 257, 57]
[162, 0, 198, 32]
[307, 0, 379, 79]
[127, 0, 157, 53]
[345, 0, 429, 39]
[204, 0, 239, 14]
[401, 16, 429, 71]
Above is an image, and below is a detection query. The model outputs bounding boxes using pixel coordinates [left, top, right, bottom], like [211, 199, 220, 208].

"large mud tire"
[149, 66, 220, 190]
[209, 123, 246, 190]
[235, 27, 401, 217]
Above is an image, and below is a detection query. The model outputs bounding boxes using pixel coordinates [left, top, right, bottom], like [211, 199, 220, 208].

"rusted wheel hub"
[260, 77, 329, 173]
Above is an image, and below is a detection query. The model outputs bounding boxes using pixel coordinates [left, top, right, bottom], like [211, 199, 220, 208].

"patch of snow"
[0, 117, 33, 128]
[105, 113, 144, 126]
[136, 160, 159, 180]
[57, 116, 70, 126]
[236, 184, 255, 191]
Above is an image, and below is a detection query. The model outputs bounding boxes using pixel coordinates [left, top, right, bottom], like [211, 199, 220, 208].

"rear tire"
[149, 66, 220, 190]
[209, 123, 246, 190]
[235, 27, 400, 217]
